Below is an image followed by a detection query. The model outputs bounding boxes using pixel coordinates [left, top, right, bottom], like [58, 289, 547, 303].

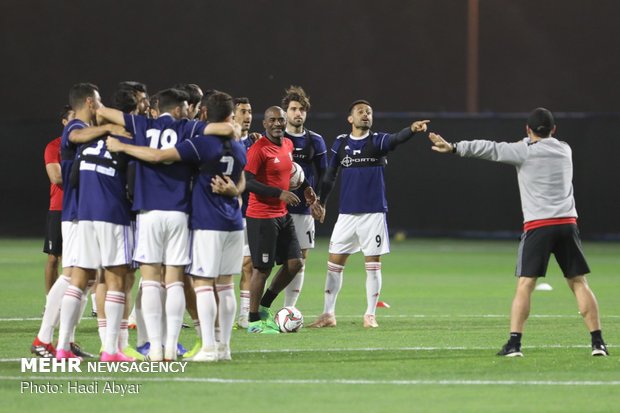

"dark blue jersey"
[177, 135, 247, 231]
[123, 113, 205, 213]
[75, 136, 131, 225]
[239, 135, 254, 218]
[285, 129, 327, 215]
[328, 132, 394, 214]
[60, 119, 88, 222]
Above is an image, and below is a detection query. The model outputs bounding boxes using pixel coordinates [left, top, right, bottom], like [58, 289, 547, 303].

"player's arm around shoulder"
[106, 136, 180, 163]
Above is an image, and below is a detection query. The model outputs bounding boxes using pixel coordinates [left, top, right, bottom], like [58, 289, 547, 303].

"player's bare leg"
[509, 277, 537, 333]
[566, 275, 607, 355]
[44, 253, 61, 294]
[309, 253, 349, 328]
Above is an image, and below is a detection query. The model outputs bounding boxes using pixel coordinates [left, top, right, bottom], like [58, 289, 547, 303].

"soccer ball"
[289, 162, 305, 191]
[274, 306, 304, 333]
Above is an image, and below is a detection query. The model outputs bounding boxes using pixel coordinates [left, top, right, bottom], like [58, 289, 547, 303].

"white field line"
[3, 314, 620, 322]
[0, 375, 619, 386]
[0, 343, 597, 362]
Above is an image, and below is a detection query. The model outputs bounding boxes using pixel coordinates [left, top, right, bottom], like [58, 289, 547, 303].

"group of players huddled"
[34, 81, 607, 363]
[33, 81, 430, 363]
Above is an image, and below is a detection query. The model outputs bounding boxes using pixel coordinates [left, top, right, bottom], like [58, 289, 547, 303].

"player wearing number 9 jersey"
[309, 100, 430, 330]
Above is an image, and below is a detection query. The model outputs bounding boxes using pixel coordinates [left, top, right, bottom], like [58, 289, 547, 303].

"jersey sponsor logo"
[273, 157, 280, 163]
[341, 155, 381, 167]
[262, 253, 269, 263]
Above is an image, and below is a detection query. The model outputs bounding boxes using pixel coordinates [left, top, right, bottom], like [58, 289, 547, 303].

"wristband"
[451, 142, 458, 153]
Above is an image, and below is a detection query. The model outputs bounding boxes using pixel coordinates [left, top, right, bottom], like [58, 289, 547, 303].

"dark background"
[1, 0, 618, 238]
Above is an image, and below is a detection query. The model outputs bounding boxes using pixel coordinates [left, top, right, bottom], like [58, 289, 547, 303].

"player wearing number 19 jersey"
[98, 88, 204, 361]
[309, 100, 429, 329]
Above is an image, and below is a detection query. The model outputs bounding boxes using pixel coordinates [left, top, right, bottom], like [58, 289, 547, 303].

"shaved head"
[265, 105, 284, 118]
[263, 106, 286, 142]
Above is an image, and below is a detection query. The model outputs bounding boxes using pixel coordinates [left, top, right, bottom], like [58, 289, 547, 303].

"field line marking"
[1, 375, 619, 386]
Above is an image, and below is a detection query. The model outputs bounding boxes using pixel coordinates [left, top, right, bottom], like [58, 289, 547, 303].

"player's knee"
[288, 258, 303, 275]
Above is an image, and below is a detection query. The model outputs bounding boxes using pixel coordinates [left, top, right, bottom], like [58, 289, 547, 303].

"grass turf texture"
[0, 238, 619, 412]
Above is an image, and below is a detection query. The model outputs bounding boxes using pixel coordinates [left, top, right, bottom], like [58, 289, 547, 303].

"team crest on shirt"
[262, 253, 269, 263]
[274, 157, 280, 163]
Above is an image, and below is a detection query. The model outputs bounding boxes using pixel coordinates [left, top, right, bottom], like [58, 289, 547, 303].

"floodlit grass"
[0, 238, 619, 412]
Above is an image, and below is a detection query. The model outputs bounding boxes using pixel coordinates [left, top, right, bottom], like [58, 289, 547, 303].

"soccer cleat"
[496, 342, 523, 357]
[247, 320, 280, 334]
[100, 351, 136, 362]
[183, 340, 202, 359]
[592, 342, 609, 356]
[237, 314, 249, 329]
[121, 346, 145, 361]
[217, 343, 231, 361]
[363, 314, 379, 328]
[136, 342, 151, 356]
[56, 349, 82, 361]
[177, 342, 188, 357]
[190, 347, 218, 362]
[308, 313, 337, 328]
[127, 313, 137, 329]
[145, 346, 163, 362]
[31, 337, 56, 358]
[70, 343, 95, 359]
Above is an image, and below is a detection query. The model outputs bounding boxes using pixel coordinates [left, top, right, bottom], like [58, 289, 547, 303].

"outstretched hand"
[428, 132, 454, 153]
[411, 120, 430, 133]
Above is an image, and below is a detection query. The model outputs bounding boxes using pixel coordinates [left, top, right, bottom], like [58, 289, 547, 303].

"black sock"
[260, 289, 278, 308]
[508, 332, 522, 346]
[591, 330, 604, 344]
[249, 312, 261, 323]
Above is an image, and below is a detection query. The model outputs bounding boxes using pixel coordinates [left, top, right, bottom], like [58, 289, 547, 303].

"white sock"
[70, 291, 89, 343]
[160, 284, 167, 342]
[97, 318, 107, 347]
[57, 285, 83, 351]
[365, 262, 382, 315]
[324, 262, 344, 314]
[216, 284, 236, 347]
[119, 319, 129, 350]
[90, 292, 97, 313]
[239, 290, 250, 320]
[104, 291, 125, 355]
[195, 286, 217, 348]
[165, 282, 185, 355]
[135, 285, 148, 346]
[141, 280, 163, 350]
[37, 275, 70, 343]
[193, 319, 201, 341]
[284, 265, 305, 307]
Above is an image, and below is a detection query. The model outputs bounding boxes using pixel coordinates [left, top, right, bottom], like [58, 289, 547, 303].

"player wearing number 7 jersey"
[309, 100, 429, 329]
[106, 91, 245, 361]
[97, 89, 234, 361]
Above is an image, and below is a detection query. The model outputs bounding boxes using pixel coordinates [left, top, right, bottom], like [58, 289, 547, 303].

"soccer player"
[55, 82, 133, 361]
[31, 105, 77, 359]
[244, 106, 317, 334]
[42, 105, 74, 294]
[107, 91, 245, 361]
[174, 83, 203, 120]
[428, 108, 608, 357]
[97, 88, 233, 361]
[309, 100, 429, 329]
[281, 86, 327, 307]
[234, 96, 256, 329]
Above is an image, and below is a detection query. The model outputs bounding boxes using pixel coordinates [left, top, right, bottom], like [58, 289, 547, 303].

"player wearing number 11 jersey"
[309, 100, 429, 329]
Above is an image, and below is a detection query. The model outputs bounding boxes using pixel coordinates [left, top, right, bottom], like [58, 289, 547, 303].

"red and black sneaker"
[31, 337, 56, 358]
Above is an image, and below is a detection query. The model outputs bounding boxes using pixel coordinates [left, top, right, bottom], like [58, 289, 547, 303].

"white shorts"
[188, 229, 244, 279]
[134, 210, 190, 266]
[61, 220, 78, 268]
[291, 213, 315, 250]
[242, 219, 251, 257]
[328, 213, 390, 256]
[75, 221, 134, 269]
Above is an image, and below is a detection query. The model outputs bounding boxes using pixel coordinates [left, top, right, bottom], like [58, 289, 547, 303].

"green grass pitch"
[1, 238, 619, 412]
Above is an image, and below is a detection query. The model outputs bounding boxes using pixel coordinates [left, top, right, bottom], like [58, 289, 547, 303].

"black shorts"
[515, 224, 590, 278]
[43, 210, 62, 255]
[246, 214, 302, 270]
